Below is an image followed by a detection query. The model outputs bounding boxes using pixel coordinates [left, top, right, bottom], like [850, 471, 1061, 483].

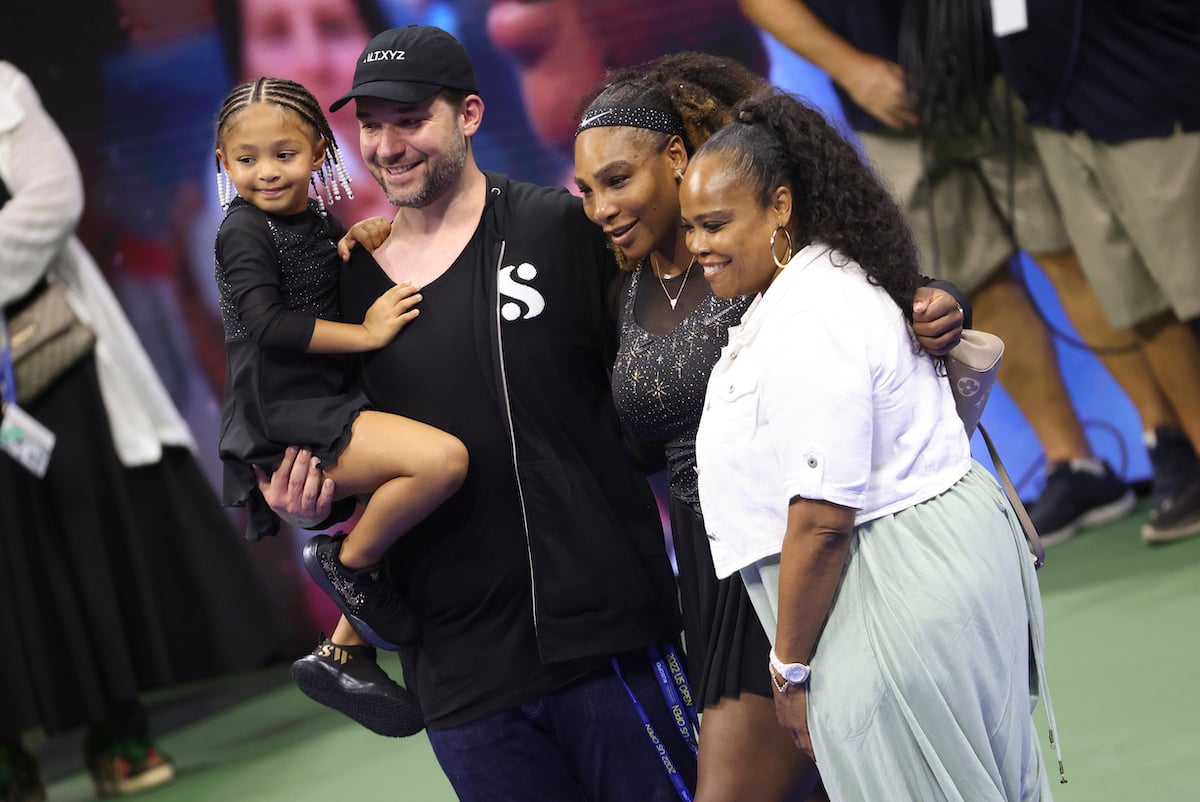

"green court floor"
[34, 499, 1200, 801]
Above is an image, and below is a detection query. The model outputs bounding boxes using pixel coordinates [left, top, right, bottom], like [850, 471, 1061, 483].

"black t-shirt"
[994, 0, 1200, 142]
[339, 228, 604, 729]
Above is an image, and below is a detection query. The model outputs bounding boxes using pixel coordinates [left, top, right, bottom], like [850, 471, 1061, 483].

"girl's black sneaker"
[302, 532, 420, 650]
[291, 638, 424, 737]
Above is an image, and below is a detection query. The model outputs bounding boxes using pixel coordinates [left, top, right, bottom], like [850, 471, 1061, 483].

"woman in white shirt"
[680, 90, 1058, 801]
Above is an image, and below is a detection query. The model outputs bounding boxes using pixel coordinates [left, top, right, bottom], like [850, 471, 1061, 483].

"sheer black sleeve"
[216, 207, 316, 350]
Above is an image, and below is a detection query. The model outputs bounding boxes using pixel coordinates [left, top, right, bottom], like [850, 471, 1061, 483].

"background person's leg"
[1031, 126, 1200, 542]
[1034, 249, 1197, 510]
[0, 736, 44, 802]
[1134, 314, 1200, 541]
[971, 265, 1133, 544]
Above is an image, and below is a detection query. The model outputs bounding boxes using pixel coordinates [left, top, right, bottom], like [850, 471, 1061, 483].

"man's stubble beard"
[377, 128, 469, 209]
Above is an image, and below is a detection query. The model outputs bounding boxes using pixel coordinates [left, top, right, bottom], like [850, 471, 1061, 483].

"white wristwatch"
[769, 647, 811, 692]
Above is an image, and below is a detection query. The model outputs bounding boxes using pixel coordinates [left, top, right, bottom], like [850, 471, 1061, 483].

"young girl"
[212, 77, 468, 736]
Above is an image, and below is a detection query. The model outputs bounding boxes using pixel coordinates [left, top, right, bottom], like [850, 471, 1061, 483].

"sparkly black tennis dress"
[215, 198, 369, 540]
[610, 267, 771, 707]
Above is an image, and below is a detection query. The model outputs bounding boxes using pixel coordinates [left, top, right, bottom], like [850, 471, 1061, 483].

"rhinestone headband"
[575, 106, 685, 138]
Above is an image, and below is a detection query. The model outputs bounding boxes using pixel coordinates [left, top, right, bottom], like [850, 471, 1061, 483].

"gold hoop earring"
[770, 226, 793, 270]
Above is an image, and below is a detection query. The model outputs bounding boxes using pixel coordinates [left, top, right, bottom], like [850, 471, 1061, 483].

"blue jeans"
[427, 654, 698, 802]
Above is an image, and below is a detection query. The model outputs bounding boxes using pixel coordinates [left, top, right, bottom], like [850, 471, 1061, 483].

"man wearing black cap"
[259, 24, 698, 801]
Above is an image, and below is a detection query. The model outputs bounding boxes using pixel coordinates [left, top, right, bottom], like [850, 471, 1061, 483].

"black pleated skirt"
[0, 355, 289, 736]
[668, 493, 774, 710]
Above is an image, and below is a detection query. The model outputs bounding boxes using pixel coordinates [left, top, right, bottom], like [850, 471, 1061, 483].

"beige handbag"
[7, 281, 96, 405]
[945, 330, 1046, 568]
[945, 329, 1002, 438]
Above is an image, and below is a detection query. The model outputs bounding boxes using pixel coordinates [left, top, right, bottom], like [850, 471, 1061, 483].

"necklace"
[650, 253, 695, 311]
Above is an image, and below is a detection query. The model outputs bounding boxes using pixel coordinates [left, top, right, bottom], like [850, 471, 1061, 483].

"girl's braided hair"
[214, 76, 354, 211]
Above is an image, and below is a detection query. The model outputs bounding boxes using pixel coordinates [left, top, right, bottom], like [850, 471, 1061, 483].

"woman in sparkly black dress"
[573, 53, 969, 802]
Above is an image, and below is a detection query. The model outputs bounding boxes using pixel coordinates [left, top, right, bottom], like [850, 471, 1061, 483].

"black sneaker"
[302, 532, 419, 650]
[1147, 427, 1200, 509]
[1030, 459, 1136, 547]
[291, 638, 424, 737]
[1142, 474, 1200, 544]
[0, 738, 45, 802]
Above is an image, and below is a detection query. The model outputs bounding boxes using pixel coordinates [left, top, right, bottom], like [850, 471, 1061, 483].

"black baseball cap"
[329, 25, 479, 112]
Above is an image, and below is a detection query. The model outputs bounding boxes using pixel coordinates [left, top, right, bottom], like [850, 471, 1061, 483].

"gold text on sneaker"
[316, 642, 354, 666]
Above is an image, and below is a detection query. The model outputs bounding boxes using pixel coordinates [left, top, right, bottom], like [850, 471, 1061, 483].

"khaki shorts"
[1031, 125, 1200, 329]
[858, 82, 1070, 294]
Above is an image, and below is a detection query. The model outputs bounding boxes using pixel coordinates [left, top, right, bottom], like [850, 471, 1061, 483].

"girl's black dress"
[215, 198, 368, 540]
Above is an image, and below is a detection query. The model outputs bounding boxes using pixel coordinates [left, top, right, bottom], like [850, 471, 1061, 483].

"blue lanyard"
[647, 643, 701, 755]
[612, 643, 700, 802]
[0, 310, 17, 408]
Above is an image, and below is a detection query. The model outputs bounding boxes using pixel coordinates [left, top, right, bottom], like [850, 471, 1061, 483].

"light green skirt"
[741, 463, 1057, 801]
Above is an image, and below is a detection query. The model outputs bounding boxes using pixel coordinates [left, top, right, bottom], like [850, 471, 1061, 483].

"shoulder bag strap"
[978, 422, 1046, 569]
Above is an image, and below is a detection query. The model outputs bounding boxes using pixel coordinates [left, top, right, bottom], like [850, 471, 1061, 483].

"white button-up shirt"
[695, 245, 971, 579]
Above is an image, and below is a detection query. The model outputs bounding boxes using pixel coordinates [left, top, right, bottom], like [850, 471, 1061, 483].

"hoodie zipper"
[491, 235, 540, 642]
